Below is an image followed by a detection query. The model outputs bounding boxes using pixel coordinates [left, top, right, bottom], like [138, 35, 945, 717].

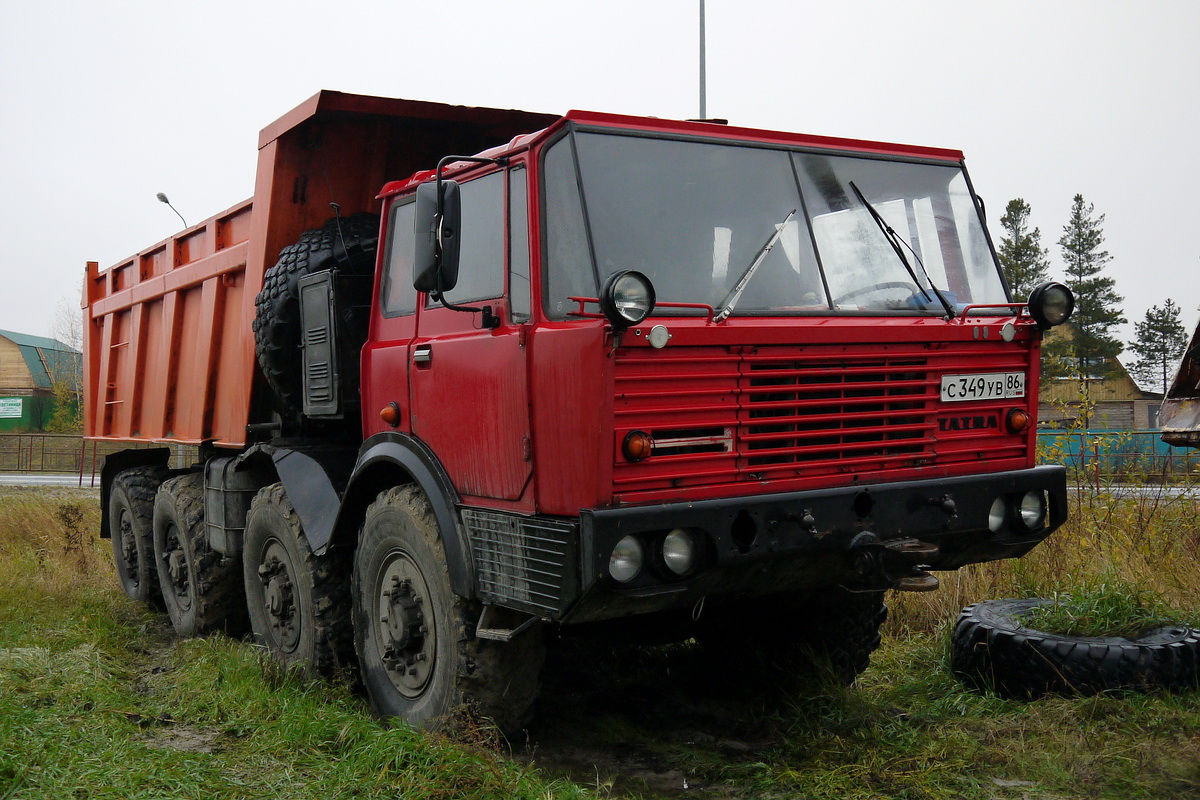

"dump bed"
[83, 92, 557, 447]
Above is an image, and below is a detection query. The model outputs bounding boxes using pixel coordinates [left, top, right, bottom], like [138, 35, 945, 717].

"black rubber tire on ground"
[242, 483, 352, 676]
[109, 465, 171, 607]
[951, 598, 1200, 699]
[352, 485, 545, 735]
[698, 587, 888, 686]
[252, 213, 379, 419]
[152, 473, 247, 637]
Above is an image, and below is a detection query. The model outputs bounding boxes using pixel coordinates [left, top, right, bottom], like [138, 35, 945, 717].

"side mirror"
[413, 179, 461, 294]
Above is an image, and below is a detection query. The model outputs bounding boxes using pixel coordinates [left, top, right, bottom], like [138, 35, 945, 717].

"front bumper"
[563, 466, 1066, 624]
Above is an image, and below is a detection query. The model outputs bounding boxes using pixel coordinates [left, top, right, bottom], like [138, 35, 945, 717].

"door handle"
[413, 344, 432, 365]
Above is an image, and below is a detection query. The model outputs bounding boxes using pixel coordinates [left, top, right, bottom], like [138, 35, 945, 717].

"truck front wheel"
[152, 473, 246, 637]
[243, 483, 351, 675]
[352, 485, 543, 734]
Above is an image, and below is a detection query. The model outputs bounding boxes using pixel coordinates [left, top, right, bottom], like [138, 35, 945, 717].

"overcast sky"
[2, 0, 1196, 361]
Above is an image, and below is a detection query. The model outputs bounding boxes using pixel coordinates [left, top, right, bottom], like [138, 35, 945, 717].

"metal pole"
[699, 0, 707, 119]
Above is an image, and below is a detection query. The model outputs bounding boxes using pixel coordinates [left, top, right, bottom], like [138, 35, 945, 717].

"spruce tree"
[997, 198, 1050, 300]
[1046, 194, 1125, 381]
[1129, 299, 1188, 393]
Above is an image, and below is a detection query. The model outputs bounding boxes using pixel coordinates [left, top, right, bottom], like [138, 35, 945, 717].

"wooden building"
[1038, 325, 1162, 430]
[0, 330, 81, 432]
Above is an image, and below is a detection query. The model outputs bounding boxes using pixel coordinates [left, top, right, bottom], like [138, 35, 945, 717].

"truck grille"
[461, 509, 576, 615]
[613, 342, 1030, 496]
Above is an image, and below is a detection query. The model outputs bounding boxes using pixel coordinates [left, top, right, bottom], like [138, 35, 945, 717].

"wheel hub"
[163, 522, 191, 606]
[117, 509, 138, 582]
[257, 549, 300, 651]
[376, 557, 434, 697]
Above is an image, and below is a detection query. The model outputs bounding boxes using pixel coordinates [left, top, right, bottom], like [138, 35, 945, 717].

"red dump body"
[83, 91, 556, 446]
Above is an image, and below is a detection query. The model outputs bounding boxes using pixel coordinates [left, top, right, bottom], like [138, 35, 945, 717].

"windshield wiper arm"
[848, 181, 955, 319]
[714, 209, 797, 323]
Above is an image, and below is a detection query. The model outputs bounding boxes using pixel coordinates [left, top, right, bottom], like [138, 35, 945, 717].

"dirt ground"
[522, 638, 784, 799]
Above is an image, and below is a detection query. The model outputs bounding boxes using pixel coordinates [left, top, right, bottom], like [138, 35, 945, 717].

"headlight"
[600, 270, 656, 329]
[1027, 282, 1075, 328]
[988, 497, 1007, 533]
[1018, 490, 1047, 530]
[661, 529, 696, 576]
[608, 535, 644, 583]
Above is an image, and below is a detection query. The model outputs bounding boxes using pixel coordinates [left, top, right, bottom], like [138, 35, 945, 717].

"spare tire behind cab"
[253, 213, 379, 422]
[951, 597, 1200, 699]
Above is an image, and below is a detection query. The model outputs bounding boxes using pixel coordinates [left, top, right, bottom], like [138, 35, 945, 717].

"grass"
[1023, 575, 1198, 638]
[1, 486, 1199, 799]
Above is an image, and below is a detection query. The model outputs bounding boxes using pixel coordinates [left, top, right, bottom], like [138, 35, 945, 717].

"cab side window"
[380, 200, 417, 317]
[509, 166, 531, 322]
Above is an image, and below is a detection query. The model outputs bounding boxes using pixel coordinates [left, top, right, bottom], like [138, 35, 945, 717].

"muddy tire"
[352, 485, 544, 735]
[252, 213, 379, 419]
[152, 473, 246, 637]
[243, 483, 352, 676]
[699, 588, 887, 686]
[109, 466, 170, 607]
[951, 598, 1200, 699]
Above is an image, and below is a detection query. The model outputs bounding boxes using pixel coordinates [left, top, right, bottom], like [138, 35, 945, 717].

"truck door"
[408, 167, 534, 503]
[362, 200, 420, 440]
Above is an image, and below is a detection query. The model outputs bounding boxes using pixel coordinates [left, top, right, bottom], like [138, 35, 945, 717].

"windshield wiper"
[848, 181, 955, 319]
[714, 209, 797, 323]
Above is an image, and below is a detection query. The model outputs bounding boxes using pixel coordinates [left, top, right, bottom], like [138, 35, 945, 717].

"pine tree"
[997, 198, 1050, 300]
[1045, 194, 1125, 381]
[1128, 299, 1188, 394]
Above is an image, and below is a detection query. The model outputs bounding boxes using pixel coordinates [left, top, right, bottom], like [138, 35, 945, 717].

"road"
[0, 473, 99, 488]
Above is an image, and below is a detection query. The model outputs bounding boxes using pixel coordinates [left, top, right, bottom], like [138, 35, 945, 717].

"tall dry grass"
[0, 488, 109, 593]
[888, 486, 1200, 634]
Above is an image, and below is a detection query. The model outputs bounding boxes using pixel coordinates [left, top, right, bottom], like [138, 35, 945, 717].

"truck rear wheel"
[352, 485, 543, 735]
[109, 466, 170, 607]
[699, 587, 887, 686]
[152, 473, 246, 637]
[253, 213, 379, 420]
[243, 483, 351, 676]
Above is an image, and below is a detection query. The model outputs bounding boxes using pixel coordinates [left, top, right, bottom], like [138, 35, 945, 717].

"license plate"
[940, 372, 1025, 402]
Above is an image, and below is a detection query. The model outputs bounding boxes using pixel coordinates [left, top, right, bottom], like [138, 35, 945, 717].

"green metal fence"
[1035, 430, 1200, 486]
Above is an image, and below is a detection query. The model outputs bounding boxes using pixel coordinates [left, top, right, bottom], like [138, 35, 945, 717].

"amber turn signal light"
[380, 402, 401, 428]
[623, 430, 653, 461]
[1006, 408, 1031, 434]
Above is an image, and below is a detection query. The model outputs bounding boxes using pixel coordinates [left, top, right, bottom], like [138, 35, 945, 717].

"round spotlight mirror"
[1027, 282, 1075, 329]
[599, 270, 656, 329]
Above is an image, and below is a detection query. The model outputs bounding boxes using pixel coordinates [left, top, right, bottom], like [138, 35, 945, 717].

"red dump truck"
[85, 91, 1075, 731]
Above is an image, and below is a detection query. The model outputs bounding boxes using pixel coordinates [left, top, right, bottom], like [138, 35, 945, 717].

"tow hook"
[846, 534, 941, 593]
[884, 538, 941, 592]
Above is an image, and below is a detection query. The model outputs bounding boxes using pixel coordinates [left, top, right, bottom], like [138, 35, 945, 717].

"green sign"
[0, 398, 22, 419]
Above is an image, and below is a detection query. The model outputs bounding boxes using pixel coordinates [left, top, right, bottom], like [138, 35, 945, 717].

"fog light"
[1019, 490, 1046, 530]
[662, 529, 696, 576]
[609, 535, 644, 583]
[988, 497, 1006, 533]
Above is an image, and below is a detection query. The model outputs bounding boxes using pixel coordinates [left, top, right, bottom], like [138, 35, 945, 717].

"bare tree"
[47, 294, 84, 432]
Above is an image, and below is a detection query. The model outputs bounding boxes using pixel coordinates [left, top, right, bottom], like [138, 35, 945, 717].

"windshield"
[541, 130, 1007, 319]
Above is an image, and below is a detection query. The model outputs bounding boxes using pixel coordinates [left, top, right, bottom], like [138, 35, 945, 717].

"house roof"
[0, 329, 80, 390]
